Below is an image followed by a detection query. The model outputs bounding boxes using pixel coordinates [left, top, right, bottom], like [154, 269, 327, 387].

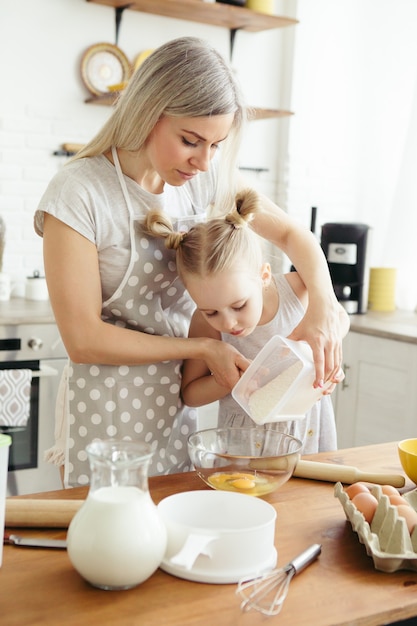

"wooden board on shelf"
[249, 107, 294, 120]
[84, 93, 294, 120]
[86, 0, 298, 32]
[62, 143, 85, 153]
[85, 93, 121, 106]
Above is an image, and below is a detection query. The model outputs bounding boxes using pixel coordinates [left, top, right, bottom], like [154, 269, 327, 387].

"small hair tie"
[166, 229, 188, 250]
[226, 213, 247, 229]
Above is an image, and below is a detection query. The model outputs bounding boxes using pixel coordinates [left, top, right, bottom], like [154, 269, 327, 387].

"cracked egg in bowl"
[187, 427, 302, 497]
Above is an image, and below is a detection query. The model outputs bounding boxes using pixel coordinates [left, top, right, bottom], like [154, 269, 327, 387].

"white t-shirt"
[34, 154, 217, 300]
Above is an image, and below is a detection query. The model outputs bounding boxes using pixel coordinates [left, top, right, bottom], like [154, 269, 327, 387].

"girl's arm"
[43, 214, 250, 387]
[181, 311, 235, 407]
[240, 180, 343, 387]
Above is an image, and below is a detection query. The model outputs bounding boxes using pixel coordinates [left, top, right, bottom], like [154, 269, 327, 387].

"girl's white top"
[219, 274, 337, 454]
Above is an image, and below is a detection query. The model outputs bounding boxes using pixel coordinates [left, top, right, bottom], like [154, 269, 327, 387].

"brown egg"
[396, 504, 417, 534]
[344, 482, 370, 500]
[351, 492, 379, 524]
[388, 494, 409, 506]
[380, 485, 400, 496]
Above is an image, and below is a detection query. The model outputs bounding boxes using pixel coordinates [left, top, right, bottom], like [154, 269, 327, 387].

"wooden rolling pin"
[5, 499, 83, 528]
[293, 460, 405, 487]
[250, 458, 405, 488]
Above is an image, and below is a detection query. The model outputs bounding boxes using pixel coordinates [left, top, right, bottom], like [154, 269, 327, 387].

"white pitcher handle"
[169, 534, 217, 570]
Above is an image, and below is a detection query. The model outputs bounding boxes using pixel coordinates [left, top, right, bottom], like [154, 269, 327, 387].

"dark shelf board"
[86, 0, 298, 32]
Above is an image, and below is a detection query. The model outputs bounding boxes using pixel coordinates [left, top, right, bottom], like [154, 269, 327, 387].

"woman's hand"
[240, 181, 351, 389]
[321, 368, 345, 395]
[288, 294, 345, 388]
[203, 340, 251, 390]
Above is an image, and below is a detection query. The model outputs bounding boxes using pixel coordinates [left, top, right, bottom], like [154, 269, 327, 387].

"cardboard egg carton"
[334, 482, 417, 572]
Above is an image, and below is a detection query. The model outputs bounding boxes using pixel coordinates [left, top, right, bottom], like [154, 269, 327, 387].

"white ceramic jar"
[0, 274, 11, 301]
[25, 270, 49, 301]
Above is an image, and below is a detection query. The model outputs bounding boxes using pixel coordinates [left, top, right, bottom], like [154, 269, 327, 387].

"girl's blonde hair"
[73, 37, 247, 212]
[142, 189, 264, 282]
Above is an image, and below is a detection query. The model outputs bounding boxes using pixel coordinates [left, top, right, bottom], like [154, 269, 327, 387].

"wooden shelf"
[86, 0, 298, 32]
[85, 92, 293, 120]
[249, 107, 294, 121]
[85, 93, 122, 107]
[84, 1, 296, 119]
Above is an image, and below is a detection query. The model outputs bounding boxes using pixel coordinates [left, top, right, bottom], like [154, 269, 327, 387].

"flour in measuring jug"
[248, 361, 303, 420]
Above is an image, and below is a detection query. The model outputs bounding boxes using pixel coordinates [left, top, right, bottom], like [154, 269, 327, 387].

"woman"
[34, 37, 343, 486]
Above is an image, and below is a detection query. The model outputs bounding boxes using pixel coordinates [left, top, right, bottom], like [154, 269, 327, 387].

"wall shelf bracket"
[230, 27, 239, 60]
[115, 4, 132, 45]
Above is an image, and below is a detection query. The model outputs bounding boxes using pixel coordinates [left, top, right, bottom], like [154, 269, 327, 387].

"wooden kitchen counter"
[2, 442, 417, 626]
[0, 297, 56, 325]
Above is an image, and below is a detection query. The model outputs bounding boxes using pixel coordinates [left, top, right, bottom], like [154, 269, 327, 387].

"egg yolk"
[208, 471, 272, 494]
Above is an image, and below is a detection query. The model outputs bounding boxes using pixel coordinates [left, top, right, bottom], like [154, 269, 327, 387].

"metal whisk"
[236, 543, 322, 617]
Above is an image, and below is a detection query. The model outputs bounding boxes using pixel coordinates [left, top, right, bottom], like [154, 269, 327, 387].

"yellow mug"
[368, 267, 397, 312]
[245, 0, 274, 14]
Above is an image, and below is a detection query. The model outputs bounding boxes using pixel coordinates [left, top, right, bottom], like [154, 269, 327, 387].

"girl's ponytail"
[142, 210, 185, 250]
[225, 189, 259, 229]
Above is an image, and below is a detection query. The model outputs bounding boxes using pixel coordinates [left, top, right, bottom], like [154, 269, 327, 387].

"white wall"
[0, 0, 289, 295]
[286, 0, 417, 309]
[0, 0, 292, 295]
[3, 1, 416, 309]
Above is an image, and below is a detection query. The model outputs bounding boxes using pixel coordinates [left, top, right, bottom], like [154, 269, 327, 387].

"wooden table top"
[2, 442, 417, 626]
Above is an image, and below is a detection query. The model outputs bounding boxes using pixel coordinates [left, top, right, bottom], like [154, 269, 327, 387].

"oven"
[0, 323, 68, 495]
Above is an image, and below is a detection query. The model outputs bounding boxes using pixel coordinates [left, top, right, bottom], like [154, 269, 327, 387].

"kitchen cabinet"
[85, 0, 297, 120]
[334, 331, 417, 448]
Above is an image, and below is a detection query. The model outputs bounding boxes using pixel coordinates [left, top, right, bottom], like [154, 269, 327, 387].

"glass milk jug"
[67, 439, 167, 590]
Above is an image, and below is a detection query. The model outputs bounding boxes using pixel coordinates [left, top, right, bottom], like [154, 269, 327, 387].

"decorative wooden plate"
[80, 42, 132, 96]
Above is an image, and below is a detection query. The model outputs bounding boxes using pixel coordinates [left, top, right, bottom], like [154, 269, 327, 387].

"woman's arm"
[181, 311, 234, 407]
[240, 181, 343, 387]
[286, 271, 350, 340]
[285, 271, 350, 393]
[43, 214, 250, 386]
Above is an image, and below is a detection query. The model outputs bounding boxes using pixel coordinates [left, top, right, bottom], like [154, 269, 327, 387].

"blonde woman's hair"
[142, 189, 264, 283]
[73, 37, 247, 212]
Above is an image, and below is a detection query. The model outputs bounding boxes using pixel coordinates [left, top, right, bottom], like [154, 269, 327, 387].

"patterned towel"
[0, 369, 32, 427]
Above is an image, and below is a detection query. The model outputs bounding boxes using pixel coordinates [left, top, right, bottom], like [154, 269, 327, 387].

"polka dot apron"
[65, 148, 199, 486]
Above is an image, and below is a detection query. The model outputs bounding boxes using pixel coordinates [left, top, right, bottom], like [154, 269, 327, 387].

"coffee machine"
[321, 223, 371, 314]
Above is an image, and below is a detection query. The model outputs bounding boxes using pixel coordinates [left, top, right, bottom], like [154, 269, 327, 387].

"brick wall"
[0, 0, 292, 295]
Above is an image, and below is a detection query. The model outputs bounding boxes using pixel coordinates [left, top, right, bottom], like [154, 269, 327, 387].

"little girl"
[143, 190, 349, 453]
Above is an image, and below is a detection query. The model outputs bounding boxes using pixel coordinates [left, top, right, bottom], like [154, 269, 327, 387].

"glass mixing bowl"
[187, 427, 302, 497]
